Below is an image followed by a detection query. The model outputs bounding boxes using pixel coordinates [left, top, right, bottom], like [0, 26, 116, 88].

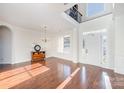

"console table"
[31, 51, 45, 62]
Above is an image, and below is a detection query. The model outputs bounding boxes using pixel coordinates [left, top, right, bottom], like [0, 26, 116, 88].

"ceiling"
[0, 3, 76, 33]
[114, 3, 124, 16]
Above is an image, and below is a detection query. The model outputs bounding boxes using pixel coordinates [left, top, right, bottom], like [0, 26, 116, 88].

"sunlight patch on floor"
[0, 63, 50, 89]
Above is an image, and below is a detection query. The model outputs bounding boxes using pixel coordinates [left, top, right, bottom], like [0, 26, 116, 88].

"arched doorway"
[0, 25, 12, 64]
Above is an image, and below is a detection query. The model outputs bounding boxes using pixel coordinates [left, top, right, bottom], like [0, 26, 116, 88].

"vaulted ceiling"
[0, 3, 77, 33]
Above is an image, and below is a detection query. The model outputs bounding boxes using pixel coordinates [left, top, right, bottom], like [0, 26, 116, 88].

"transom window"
[87, 3, 104, 16]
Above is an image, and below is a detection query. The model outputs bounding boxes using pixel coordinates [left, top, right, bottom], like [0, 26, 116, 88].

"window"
[87, 3, 104, 16]
[64, 36, 70, 48]
[58, 35, 71, 53]
[63, 36, 71, 53]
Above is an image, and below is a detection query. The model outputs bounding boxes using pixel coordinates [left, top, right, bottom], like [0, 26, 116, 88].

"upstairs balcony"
[65, 5, 82, 23]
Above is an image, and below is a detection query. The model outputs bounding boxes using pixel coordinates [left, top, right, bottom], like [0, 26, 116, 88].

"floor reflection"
[63, 65, 71, 78]
[81, 66, 87, 84]
[102, 72, 112, 89]
[57, 63, 71, 79]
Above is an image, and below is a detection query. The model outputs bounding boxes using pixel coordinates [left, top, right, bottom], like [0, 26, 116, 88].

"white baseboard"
[79, 61, 114, 71]
[114, 69, 124, 75]
[0, 61, 11, 64]
[12, 59, 31, 64]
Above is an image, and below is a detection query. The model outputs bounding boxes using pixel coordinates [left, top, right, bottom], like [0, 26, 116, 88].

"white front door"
[82, 30, 108, 68]
[83, 32, 102, 67]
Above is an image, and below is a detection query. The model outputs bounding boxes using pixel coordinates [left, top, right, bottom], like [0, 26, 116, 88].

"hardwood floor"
[0, 57, 123, 89]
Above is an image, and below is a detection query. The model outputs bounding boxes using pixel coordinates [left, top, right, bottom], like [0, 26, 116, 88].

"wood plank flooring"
[57, 68, 81, 89]
[0, 63, 50, 88]
[0, 57, 124, 89]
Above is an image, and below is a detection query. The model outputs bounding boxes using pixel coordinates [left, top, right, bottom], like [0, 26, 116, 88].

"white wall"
[46, 14, 115, 69]
[78, 14, 114, 69]
[114, 4, 124, 74]
[12, 27, 42, 64]
[0, 21, 42, 64]
[0, 31, 3, 63]
[0, 15, 115, 72]
[46, 28, 78, 63]
[0, 26, 12, 64]
[0, 20, 78, 64]
[0, 34, 2, 62]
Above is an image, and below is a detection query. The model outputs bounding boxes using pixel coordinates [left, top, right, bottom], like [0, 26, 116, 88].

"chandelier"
[41, 25, 47, 43]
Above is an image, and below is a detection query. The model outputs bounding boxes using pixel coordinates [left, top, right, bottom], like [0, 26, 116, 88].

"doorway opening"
[0, 25, 12, 64]
[82, 29, 108, 68]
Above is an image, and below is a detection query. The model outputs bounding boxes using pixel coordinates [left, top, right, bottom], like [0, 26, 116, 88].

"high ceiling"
[0, 3, 76, 33]
[114, 3, 124, 16]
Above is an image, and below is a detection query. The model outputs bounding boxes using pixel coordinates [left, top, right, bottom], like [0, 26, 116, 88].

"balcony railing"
[65, 6, 82, 23]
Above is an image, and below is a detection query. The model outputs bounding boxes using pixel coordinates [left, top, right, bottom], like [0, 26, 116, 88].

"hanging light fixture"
[44, 25, 47, 43]
[41, 25, 47, 43]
